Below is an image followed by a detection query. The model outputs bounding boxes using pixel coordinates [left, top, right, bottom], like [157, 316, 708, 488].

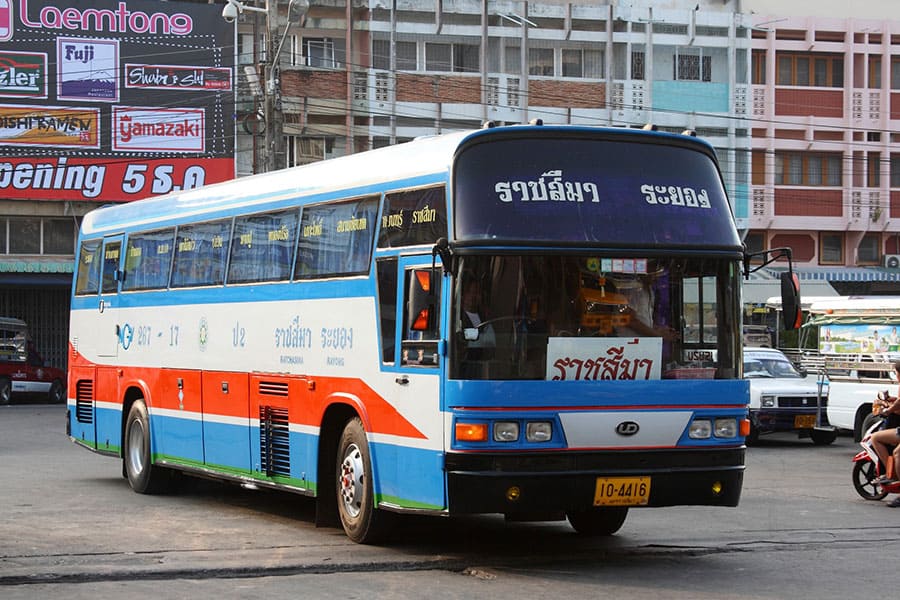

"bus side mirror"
[407, 270, 435, 332]
[780, 271, 801, 331]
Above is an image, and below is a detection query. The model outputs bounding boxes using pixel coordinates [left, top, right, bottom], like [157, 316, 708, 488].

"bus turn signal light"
[740, 419, 751, 437]
[456, 422, 488, 442]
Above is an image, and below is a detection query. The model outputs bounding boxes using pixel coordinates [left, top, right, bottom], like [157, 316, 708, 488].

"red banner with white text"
[0, 156, 234, 202]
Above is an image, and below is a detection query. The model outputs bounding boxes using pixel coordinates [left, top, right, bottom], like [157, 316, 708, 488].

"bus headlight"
[525, 421, 553, 442]
[689, 419, 712, 439]
[493, 421, 520, 442]
[760, 395, 776, 407]
[714, 418, 738, 438]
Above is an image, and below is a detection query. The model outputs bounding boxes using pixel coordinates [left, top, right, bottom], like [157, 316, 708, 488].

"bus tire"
[566, 507, 628, 536]
[124, 399, 172, 494]
[0, 377, 10, 405]
[336, 417, 388, 544]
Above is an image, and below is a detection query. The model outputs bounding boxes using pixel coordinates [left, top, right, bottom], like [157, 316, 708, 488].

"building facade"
[236, 0, 900, 297]
[746, 13, 900, 294]
[235, 0, 754, 212]
[0, 0, 233, 370]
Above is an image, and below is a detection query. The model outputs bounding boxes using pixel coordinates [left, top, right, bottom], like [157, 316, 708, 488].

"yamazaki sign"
[0, 156, 234, 201]
[0, 0, 234, 201]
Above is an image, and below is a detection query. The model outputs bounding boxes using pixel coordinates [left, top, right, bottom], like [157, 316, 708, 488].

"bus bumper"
[445, 447, 744, 514]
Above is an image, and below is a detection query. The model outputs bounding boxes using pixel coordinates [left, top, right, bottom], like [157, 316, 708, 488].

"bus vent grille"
[75, 380, 93, 423]
[258, 380, 289, 397]
[260, 405, 290, 477]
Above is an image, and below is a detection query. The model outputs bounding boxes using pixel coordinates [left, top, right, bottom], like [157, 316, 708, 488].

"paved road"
[1, 403, 897, 598]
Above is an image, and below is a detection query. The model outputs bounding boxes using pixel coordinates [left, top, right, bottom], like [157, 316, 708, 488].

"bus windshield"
[451, 254, 740, 381]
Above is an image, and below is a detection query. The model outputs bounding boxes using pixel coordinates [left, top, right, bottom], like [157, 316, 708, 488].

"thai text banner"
[453, 136, 741, 250]
[0, 156, 234, 201]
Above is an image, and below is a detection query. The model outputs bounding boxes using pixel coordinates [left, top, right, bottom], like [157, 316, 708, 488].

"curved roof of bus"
[80, 124, 718, 237]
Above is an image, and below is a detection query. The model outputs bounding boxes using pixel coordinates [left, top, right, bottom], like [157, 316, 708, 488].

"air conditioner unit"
[884, 254, 900, 269]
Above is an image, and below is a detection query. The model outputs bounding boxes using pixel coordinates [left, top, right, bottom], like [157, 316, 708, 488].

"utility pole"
[264, 0, 284, 173]
[223, 0, 307, 173]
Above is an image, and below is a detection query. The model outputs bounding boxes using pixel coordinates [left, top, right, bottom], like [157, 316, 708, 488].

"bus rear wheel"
[336, 417, 388, 544]
[566, 507, 628, 536]
[124, 399, 173, 494]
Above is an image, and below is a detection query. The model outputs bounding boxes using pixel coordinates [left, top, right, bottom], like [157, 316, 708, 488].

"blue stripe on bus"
[370, 441, 445, 509]
[70, 277, 376, 309]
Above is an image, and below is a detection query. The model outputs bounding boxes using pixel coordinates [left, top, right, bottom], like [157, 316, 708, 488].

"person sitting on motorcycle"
[870, 361, 900, 486]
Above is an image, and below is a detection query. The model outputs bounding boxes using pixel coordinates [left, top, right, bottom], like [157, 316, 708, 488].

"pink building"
[747, 15, 900, 293]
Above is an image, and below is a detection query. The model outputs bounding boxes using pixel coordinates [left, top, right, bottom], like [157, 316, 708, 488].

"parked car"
[744, 347, 836, 445]
[0, 317, 65, 405]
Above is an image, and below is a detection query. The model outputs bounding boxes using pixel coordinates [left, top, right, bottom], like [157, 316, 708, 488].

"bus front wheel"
[566, 507, 628, 536]
[124, 399, 173, 494]
[336, 417, 388, 544]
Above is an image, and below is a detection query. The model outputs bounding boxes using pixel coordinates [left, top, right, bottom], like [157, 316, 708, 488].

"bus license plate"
[794, 415, 816, 429]
[593, 476, 651, 507]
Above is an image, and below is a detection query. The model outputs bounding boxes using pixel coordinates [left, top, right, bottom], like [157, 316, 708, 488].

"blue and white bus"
[67, 124, 797, 543]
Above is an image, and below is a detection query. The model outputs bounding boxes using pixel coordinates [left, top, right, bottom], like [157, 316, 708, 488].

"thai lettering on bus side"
[551, 350, 655, 381]
[274, 315, 312, 349]
[322, 327, 353, 350]
[268, 226, 289, 241]
[336, 216, 367, 233]
[303, 220, 323, 237]
[382, 211, 403, 229]
[232, 322, 245, 347]
[412, 205, 436, 224]
[494, 170, 600, 203]
[640, 184, 711, 208]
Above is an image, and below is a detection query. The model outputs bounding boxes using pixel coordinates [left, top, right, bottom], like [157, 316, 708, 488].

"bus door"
[389, 256, 446, 507]
[97, 236, 124, 358]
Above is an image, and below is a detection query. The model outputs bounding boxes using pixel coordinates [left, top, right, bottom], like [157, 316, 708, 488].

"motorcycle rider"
[869, 361, 900, 500]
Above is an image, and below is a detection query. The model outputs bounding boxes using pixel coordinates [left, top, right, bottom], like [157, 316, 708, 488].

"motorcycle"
[852, 391, 900, 501]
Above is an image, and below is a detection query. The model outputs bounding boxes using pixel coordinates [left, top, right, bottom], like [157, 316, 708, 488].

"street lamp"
[223, 0, 309, 173]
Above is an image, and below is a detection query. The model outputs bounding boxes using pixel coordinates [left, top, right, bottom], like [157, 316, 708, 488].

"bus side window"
[376, 258, 398, 364]
[75, 240, 103, 296]
[101, 241, 121, 294]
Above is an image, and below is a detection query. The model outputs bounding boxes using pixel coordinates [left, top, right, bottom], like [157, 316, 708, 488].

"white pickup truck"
[744, 347, 835, 445]
[785, 350, 897, 441]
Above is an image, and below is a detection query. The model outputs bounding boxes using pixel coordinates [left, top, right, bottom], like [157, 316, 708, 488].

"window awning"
[742, 279, 837, 305]
[0, 260, 73, 274]
[0, 259, 74, 286]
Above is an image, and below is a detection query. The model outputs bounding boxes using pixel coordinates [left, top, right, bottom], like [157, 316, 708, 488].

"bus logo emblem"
[616, 421, 640, 436]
